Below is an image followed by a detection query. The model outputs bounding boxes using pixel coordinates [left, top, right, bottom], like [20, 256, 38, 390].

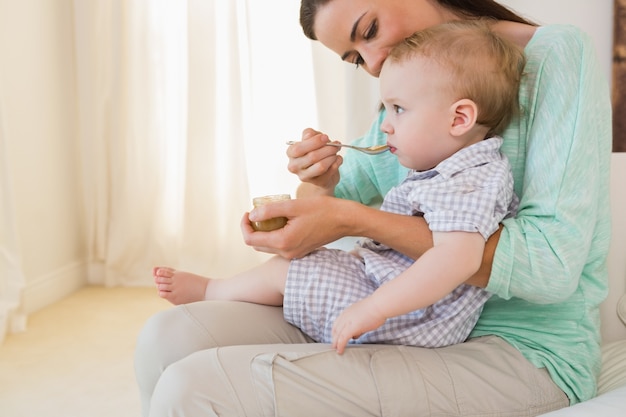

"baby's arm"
[331, 230, 486, 353]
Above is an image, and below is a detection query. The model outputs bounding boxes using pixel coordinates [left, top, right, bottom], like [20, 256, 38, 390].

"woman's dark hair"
[300, 0, 535, 40]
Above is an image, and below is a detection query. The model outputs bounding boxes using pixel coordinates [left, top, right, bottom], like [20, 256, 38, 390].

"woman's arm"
[242, 196, 431, 260]
[243, 195, 497, 288]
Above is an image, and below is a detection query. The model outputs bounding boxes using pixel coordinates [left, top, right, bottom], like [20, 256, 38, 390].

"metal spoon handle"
[286, 141, 389, 155]
[286, 140, 347, 146]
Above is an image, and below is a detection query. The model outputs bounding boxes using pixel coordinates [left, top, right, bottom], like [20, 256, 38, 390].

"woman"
[135, 1, 611, 415]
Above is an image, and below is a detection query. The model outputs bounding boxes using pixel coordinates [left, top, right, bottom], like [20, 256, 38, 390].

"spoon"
[286, 140, 390, 155]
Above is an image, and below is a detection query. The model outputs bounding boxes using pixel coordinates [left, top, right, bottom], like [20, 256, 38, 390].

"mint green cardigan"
[335, 25, 612, 404]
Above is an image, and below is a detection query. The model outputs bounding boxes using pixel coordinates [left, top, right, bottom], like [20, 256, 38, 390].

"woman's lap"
[136, 300, 569, 417]
[135, 300, 313, 415]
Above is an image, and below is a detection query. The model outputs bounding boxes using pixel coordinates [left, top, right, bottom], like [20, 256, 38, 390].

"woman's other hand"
[241, 196, 349, 259]
[287, 128, 343, 197]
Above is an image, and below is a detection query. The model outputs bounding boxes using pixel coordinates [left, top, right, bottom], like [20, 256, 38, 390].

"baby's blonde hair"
[387, 20, 526, 136]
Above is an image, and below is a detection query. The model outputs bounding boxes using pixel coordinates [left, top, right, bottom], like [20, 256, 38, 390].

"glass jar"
[251, 194, 291, 231]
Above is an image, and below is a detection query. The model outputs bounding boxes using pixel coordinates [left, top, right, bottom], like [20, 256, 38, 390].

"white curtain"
[72, 0, 331, 286]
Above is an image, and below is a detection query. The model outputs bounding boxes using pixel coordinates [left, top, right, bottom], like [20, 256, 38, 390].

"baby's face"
[379, 56, 460, 171]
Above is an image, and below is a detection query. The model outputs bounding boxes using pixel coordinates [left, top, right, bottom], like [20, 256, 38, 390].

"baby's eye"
[394, 105, 404, 114]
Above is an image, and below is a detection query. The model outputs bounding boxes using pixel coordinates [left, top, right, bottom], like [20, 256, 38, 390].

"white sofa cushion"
[597, 295, 626, 396]
[598, 339, 626, 395]
[538, 384, 626, 417]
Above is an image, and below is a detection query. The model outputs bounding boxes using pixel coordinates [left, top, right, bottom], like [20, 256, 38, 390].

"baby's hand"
[331, 298, 386, 354]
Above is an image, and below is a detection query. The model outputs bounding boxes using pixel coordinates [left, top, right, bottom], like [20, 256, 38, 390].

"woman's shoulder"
[523, 24, 600, 85]
[527, 24, 592, 56]
[532, 24, 587, 38]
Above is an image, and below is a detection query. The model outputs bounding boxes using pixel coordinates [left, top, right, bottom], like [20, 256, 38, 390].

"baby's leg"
[153, 255, 290, 306]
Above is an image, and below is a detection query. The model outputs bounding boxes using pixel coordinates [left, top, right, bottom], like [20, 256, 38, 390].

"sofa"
[538, 153, 626, 415]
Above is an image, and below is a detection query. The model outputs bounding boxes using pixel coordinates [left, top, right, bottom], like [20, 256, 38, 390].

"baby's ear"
[450, 99, 478, 136]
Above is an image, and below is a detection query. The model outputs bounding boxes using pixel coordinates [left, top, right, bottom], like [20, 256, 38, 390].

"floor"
[0, 286, 170, 417]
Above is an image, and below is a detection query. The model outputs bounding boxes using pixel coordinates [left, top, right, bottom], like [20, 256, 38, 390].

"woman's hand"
[241, 196, 350, 259]
[287, 128, 343, 196]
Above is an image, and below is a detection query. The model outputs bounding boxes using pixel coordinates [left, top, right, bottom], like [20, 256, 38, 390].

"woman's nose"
[361, 47, 389, 77]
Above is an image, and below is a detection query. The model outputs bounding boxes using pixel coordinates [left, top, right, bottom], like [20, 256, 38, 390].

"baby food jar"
[251, 194, 291, 231]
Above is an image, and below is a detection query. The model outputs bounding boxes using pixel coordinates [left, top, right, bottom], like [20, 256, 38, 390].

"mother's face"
[313, 0, 450, 76]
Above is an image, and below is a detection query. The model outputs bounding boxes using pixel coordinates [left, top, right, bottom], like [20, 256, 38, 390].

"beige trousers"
[134, 300, 568, 417]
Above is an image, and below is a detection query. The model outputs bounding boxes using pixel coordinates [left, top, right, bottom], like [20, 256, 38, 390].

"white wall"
[501, 0, 614, 81]
[0, 0, 85, 313]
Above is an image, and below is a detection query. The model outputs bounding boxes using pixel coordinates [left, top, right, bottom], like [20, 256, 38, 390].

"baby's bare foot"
[153, 267, 210, 305]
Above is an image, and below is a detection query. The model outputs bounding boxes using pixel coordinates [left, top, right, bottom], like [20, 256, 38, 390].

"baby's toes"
[154, 266, 175, 278]
[154, 275, 173, 285]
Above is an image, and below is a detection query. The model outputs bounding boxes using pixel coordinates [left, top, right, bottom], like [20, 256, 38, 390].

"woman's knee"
[135, 308, 181, 368]
[134, 306, 210, 394]
[136, 305, 216, 365]
[148, 349, 251, 417]
[135, 309, 187, 417]
[148, 360, 206, 417]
